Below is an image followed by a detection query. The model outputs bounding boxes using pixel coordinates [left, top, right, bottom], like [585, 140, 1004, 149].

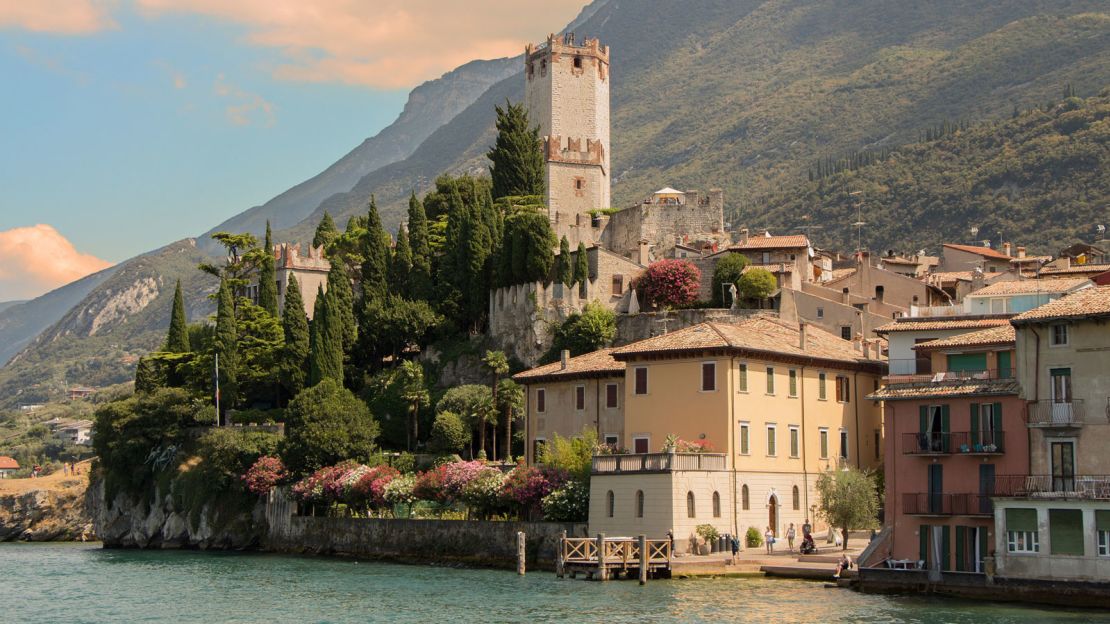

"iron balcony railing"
[992, 474, 1110, 500]
[1026, 399, 1085, 427]
[901, 431, 1004, 455]
[903, 493, 993, 516]
[591, 452, 726, 474]
[884, 362, 1015, 384]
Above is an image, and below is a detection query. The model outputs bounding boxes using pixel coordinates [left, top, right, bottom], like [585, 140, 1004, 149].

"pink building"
[870, 324, 1030, 572]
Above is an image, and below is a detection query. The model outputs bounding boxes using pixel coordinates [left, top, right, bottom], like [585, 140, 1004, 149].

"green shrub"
[696, 524, 720, 543]
[281, 379, 380, 476]
[710, 253, 750, 306]
[541, 480, 589, 522]
[429, 411, 468, 453]
[745, 526, 763, 548]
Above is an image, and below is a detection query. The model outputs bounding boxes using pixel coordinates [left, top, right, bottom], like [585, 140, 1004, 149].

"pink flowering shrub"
[349, 465, 400, 510]
[635, 259, 701, 309]
[503, 464, 568, 517]
[441, 460, 489, 500]
[242, 456, 287, 496]
[413, 465, 449, 503]
[292, 462, 356, 504]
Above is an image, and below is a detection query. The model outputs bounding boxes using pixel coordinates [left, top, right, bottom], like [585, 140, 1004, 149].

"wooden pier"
[556, 533, 672, 582]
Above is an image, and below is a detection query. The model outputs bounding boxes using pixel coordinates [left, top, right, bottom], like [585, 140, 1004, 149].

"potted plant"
[745, 526, 763, 549]
[696, 524, 720, 555]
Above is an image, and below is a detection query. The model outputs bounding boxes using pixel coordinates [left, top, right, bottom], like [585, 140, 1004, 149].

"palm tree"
[482, 350, 509, 460]
[497, 379, 524, 462]
[397, 360, 429, 451]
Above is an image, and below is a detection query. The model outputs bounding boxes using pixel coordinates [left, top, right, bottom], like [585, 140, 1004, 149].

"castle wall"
[603, 190, 726, 262]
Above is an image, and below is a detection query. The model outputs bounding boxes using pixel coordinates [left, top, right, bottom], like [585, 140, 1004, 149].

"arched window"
[636, 490, 644, 518]
[686, 491, 696, 518]
[606, 490, 614, 518]
[741, 485, 750, 511]
[792, 485, 800, 510]
[712, 491, 721, 518]
[875, 285, 885, 302]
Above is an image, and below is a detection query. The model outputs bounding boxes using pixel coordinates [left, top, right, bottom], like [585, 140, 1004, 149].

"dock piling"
[556, 530, 566, 578]
[596, 533, 608, 581]
[517, 531, 526, 575]
[638, 535, 648, 584]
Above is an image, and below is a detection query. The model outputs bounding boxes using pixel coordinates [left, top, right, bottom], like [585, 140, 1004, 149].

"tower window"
[574, 56, 582, 69]
[575, 179, 585, 190]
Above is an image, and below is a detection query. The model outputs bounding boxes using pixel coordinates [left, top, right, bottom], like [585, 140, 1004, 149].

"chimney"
[638, 240, 650, 265]
[852, 333, 863, 354]
[1003, 242, 1012, 257]
[739, 228, 750, 245]
[971, 266, 985, 292]
[798, 322, 808, 351]
[1017, 246, 1026, 259]
[560, 349, 570, 370]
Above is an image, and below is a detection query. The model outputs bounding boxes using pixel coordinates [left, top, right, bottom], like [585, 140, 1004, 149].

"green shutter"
[948, 352, 988, 373]
[970, 404, 981, 446]
[1006, 508, 1037, 532]
[1097, 510, 1110, 531]
[919, 524, 929, 562]
[942, 526, 951, 571]
[919, 405, 928, 433]
[979, 528, 988, 564]
[997, 351, 1012, 377]
[941, 405, 950, 451]
[992, 403, 1003, 435]
[1049, 509, 1084, 556]
[955, 526, 966, 571]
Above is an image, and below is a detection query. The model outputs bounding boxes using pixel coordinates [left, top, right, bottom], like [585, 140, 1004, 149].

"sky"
[0, 0, 587, 301]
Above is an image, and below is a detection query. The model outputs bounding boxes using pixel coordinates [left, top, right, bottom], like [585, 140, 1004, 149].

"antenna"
[849, 190, 865, 253]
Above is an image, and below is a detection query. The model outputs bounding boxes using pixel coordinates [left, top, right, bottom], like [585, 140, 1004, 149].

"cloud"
[0, 224, 114, 301]
[0, 0, 117, 34]
[214, 73, 275, 126]
[134, 0, 587, 89]
[12, 44, 92, 85]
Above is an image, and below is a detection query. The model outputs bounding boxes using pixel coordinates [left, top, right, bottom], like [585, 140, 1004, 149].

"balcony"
[903, 493, 993, 516]
[591, 452, 726, 474]
[1026, 399, 1085, 427]
[901, 431, 1005, 456]
[993, 475, 1110, 500]
[884, 361, 1014, 385]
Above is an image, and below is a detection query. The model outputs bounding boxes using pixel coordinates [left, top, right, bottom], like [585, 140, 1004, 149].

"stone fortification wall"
[603, 190, 726, 262]
[614, 308, 772, 346]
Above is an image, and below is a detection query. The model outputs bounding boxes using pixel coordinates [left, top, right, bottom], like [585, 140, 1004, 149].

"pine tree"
[327, 260, 356, 351]
[573, 242, 589, 296]
[556, 236, 573, 286]
[359, 196, 390, 303]
[313, 211, 338, 250]
[487, 100, 545, 200]
[407, 192, 432, 298]
[280, 274, 309, 400]
[390, 225, 413, 293]
[165, 279, 190, 353]
[214, 277, 238, 413]
[258, 221, 279, 316]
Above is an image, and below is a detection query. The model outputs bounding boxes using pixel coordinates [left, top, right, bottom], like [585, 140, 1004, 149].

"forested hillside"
[757, 92, 1110, 254]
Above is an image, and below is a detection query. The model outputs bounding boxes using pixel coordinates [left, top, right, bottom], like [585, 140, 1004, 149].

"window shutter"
[970, 404, 980, 446]
[942, 526, 951, 571]
[955, 526, 966, 572]
[941, 405, 950, 433]
[1006, 508, 1037, 532]
[978, 528, 988, 563]
[919, 405, 928, 433]
[919, 524, 929, 563]
[1097, 510, 1110, 531]
[992, 403, 1003, 434]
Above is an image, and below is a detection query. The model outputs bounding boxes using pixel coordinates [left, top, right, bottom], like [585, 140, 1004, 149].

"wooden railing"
[561, 536, 672, 565]
[993, 475, 1110, 500]
[591, 452, 726, 474]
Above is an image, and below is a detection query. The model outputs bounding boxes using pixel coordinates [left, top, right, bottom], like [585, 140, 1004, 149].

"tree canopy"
[487, 100, 545, 200]
[815, 467, 880, 549]
[281, 378, 379, 475]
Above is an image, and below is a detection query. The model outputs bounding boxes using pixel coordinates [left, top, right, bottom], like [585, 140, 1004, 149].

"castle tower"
[525, 33, 610, 236]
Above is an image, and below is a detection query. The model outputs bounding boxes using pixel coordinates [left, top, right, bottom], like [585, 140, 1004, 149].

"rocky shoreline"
[0, 483, 96, 542]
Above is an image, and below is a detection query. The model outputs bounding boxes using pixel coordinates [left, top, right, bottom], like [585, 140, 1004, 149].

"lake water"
[3, 543, 1108, 623]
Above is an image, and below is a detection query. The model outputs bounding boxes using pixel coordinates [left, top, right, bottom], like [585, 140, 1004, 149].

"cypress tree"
[319, 288, 344, 384]
[312, 211, 338, 250]
[487, 100, 545, 200]
[308, 284, 327, 386]
[407, 191, 432, 271]
[359, 196, 390, 303]
[258, 221, 279, 316]
[573, 242, 590, 296]
[556, 236, 573, 286]
[280, 274, 309, 399]
[165, 279, 190, 353]
[390, 225, 413, 293]
[214, 277, 238, 412]
[327, 259, 356, 351]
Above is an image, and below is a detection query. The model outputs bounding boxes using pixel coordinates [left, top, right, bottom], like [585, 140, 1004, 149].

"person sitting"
[833, 554, 852, 578]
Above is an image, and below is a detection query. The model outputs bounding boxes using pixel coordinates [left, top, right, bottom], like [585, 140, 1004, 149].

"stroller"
[799, 532, 817, 555]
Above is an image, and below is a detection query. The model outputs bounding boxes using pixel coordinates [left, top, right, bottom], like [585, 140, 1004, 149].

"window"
[818, 373, 827, 400]
[575, 385, 585, 411]
[841, 326, 852, 341]
[574, 178, 585, 190]
[607, 491, 615, 518]
[789, 426, 800, 458]
[874, 430, 881, 460]
[816, 307, 824, 319]
[1051, 323, 1069, 346]
[738, 363, 748, 392]
[573, 56, 582, 69]
[835, 376, 850, 402]
[990, 298, 1007, 314]
[741, 484, 750, 510]
[687, 492, 696, 518]
[1006, 508, 1039, 553]
[536, 389, 546, 413]
[634, 367, 648, 395]
[702, 362, 716, 392]
[875, 285, 885, 302]
[1098, 511, 1110, 556]
[603, 434, 618, 446]
[633, 436, 649, 454]
[839, 429, 849, 460]
[611, 275, 623, 296]
[605, 383, 618, 409]
[788, 369, 798, 397]
[636, 490, 644, 518]
[1050, 509, 1084, 556]
[792, 485, 800, 510]
[762, 252, 771, 264]
[712, 492, 721, 518]
[767, 424, 777, 456]
[766, 367, 776, 395]
[819, 428, 829, 459]
[739, 422, 750, 455]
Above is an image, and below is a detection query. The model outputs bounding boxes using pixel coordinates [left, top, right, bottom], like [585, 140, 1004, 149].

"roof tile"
[968, 278, 1089, 297]
[943, 243, 1012, 260]
[912, 325, 1015, 350]
[1011, 285, 1110, 323]
[868, 379, 1020, 400]
[728, 235, 810, 250]
[875, 317, 1012, 333]
[513, 348, 624, 383]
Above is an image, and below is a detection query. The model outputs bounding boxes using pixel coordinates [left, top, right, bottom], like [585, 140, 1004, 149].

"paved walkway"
[670, 541, 867, 579]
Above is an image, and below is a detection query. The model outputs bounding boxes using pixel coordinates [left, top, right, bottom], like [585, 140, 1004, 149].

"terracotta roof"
[943, 243, 1012, 261]
[880, 256, 921, 265]
[0, 456, 18, 470]
[1011, 285, 1110, 324]
[730, 234, 810, 250]
[967, 278, 1089, 297]
[875, 316, 1012, 334]
[912, 325, 1015, 350]
[826, 268, 857, 282]
[868, 379, 1020, 401]
[1010, 255, 1052, 264]
[611, 316, 883, 371]
[513, 348, 624, 384]
[1038, 263, 1110, 276]
[928, 270, 974, 283]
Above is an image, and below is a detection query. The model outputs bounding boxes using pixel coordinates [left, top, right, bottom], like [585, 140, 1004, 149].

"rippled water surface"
[3, 543, 1108, 623]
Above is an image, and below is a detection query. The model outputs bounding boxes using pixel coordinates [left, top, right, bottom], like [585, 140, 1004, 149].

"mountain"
[199, 56, 520, 251]
[0, 266, 120, 366]
[757, 92, 1110, 255]
[0, 302, 24, 314]
[0, 240, 213, 407]
[279, 0, 1110, 244]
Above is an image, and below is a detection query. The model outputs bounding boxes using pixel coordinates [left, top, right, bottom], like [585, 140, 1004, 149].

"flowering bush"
[541, 480, 589, 522]
[635, 259, 701, 309]
[675, 439, 714, 453]
[242, 456, 286, 496]
[413, 465, 449, 503]
[349, 465, 400, 510]
[460, 468, 507, 518]
[441, 460, 489, 501]
[383, 473, 417, 506]
[503, 464, 568, 517]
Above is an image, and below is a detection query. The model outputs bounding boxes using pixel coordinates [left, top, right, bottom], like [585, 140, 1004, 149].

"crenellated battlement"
[525, 32, 609, 81]
[545, 135, 605, 167]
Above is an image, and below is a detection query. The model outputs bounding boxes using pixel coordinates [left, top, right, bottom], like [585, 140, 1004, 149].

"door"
[1050, 368, 1073, 423]
[928, 464, 944, 514]
[978, 464, 995, 515]
[1051, 441, 1076, 492]
[768, 495, 778, 537]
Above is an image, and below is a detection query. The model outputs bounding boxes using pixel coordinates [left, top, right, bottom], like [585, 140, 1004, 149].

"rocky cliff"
[0, 481, 95, 542]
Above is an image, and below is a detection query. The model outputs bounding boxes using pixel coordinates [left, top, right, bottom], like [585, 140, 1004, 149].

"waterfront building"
[993, 285, 1110, 582]
[869, 324, 1028, 573]
[0, 456, 18, 478]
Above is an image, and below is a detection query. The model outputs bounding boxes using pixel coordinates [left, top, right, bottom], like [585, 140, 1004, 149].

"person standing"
[802, 518, 812, 537]
[786, 523, 797, 552]
[764, 527, 775, 555]
[730, 534, 740, 563]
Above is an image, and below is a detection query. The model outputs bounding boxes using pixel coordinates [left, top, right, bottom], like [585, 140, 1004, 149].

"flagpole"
[215, 352, 221, 427]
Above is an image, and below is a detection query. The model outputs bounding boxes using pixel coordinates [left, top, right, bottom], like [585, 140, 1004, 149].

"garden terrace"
[592, 452, 726, 474]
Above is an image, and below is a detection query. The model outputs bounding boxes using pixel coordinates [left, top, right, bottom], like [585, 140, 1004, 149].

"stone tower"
[525, 33, 610, 239]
